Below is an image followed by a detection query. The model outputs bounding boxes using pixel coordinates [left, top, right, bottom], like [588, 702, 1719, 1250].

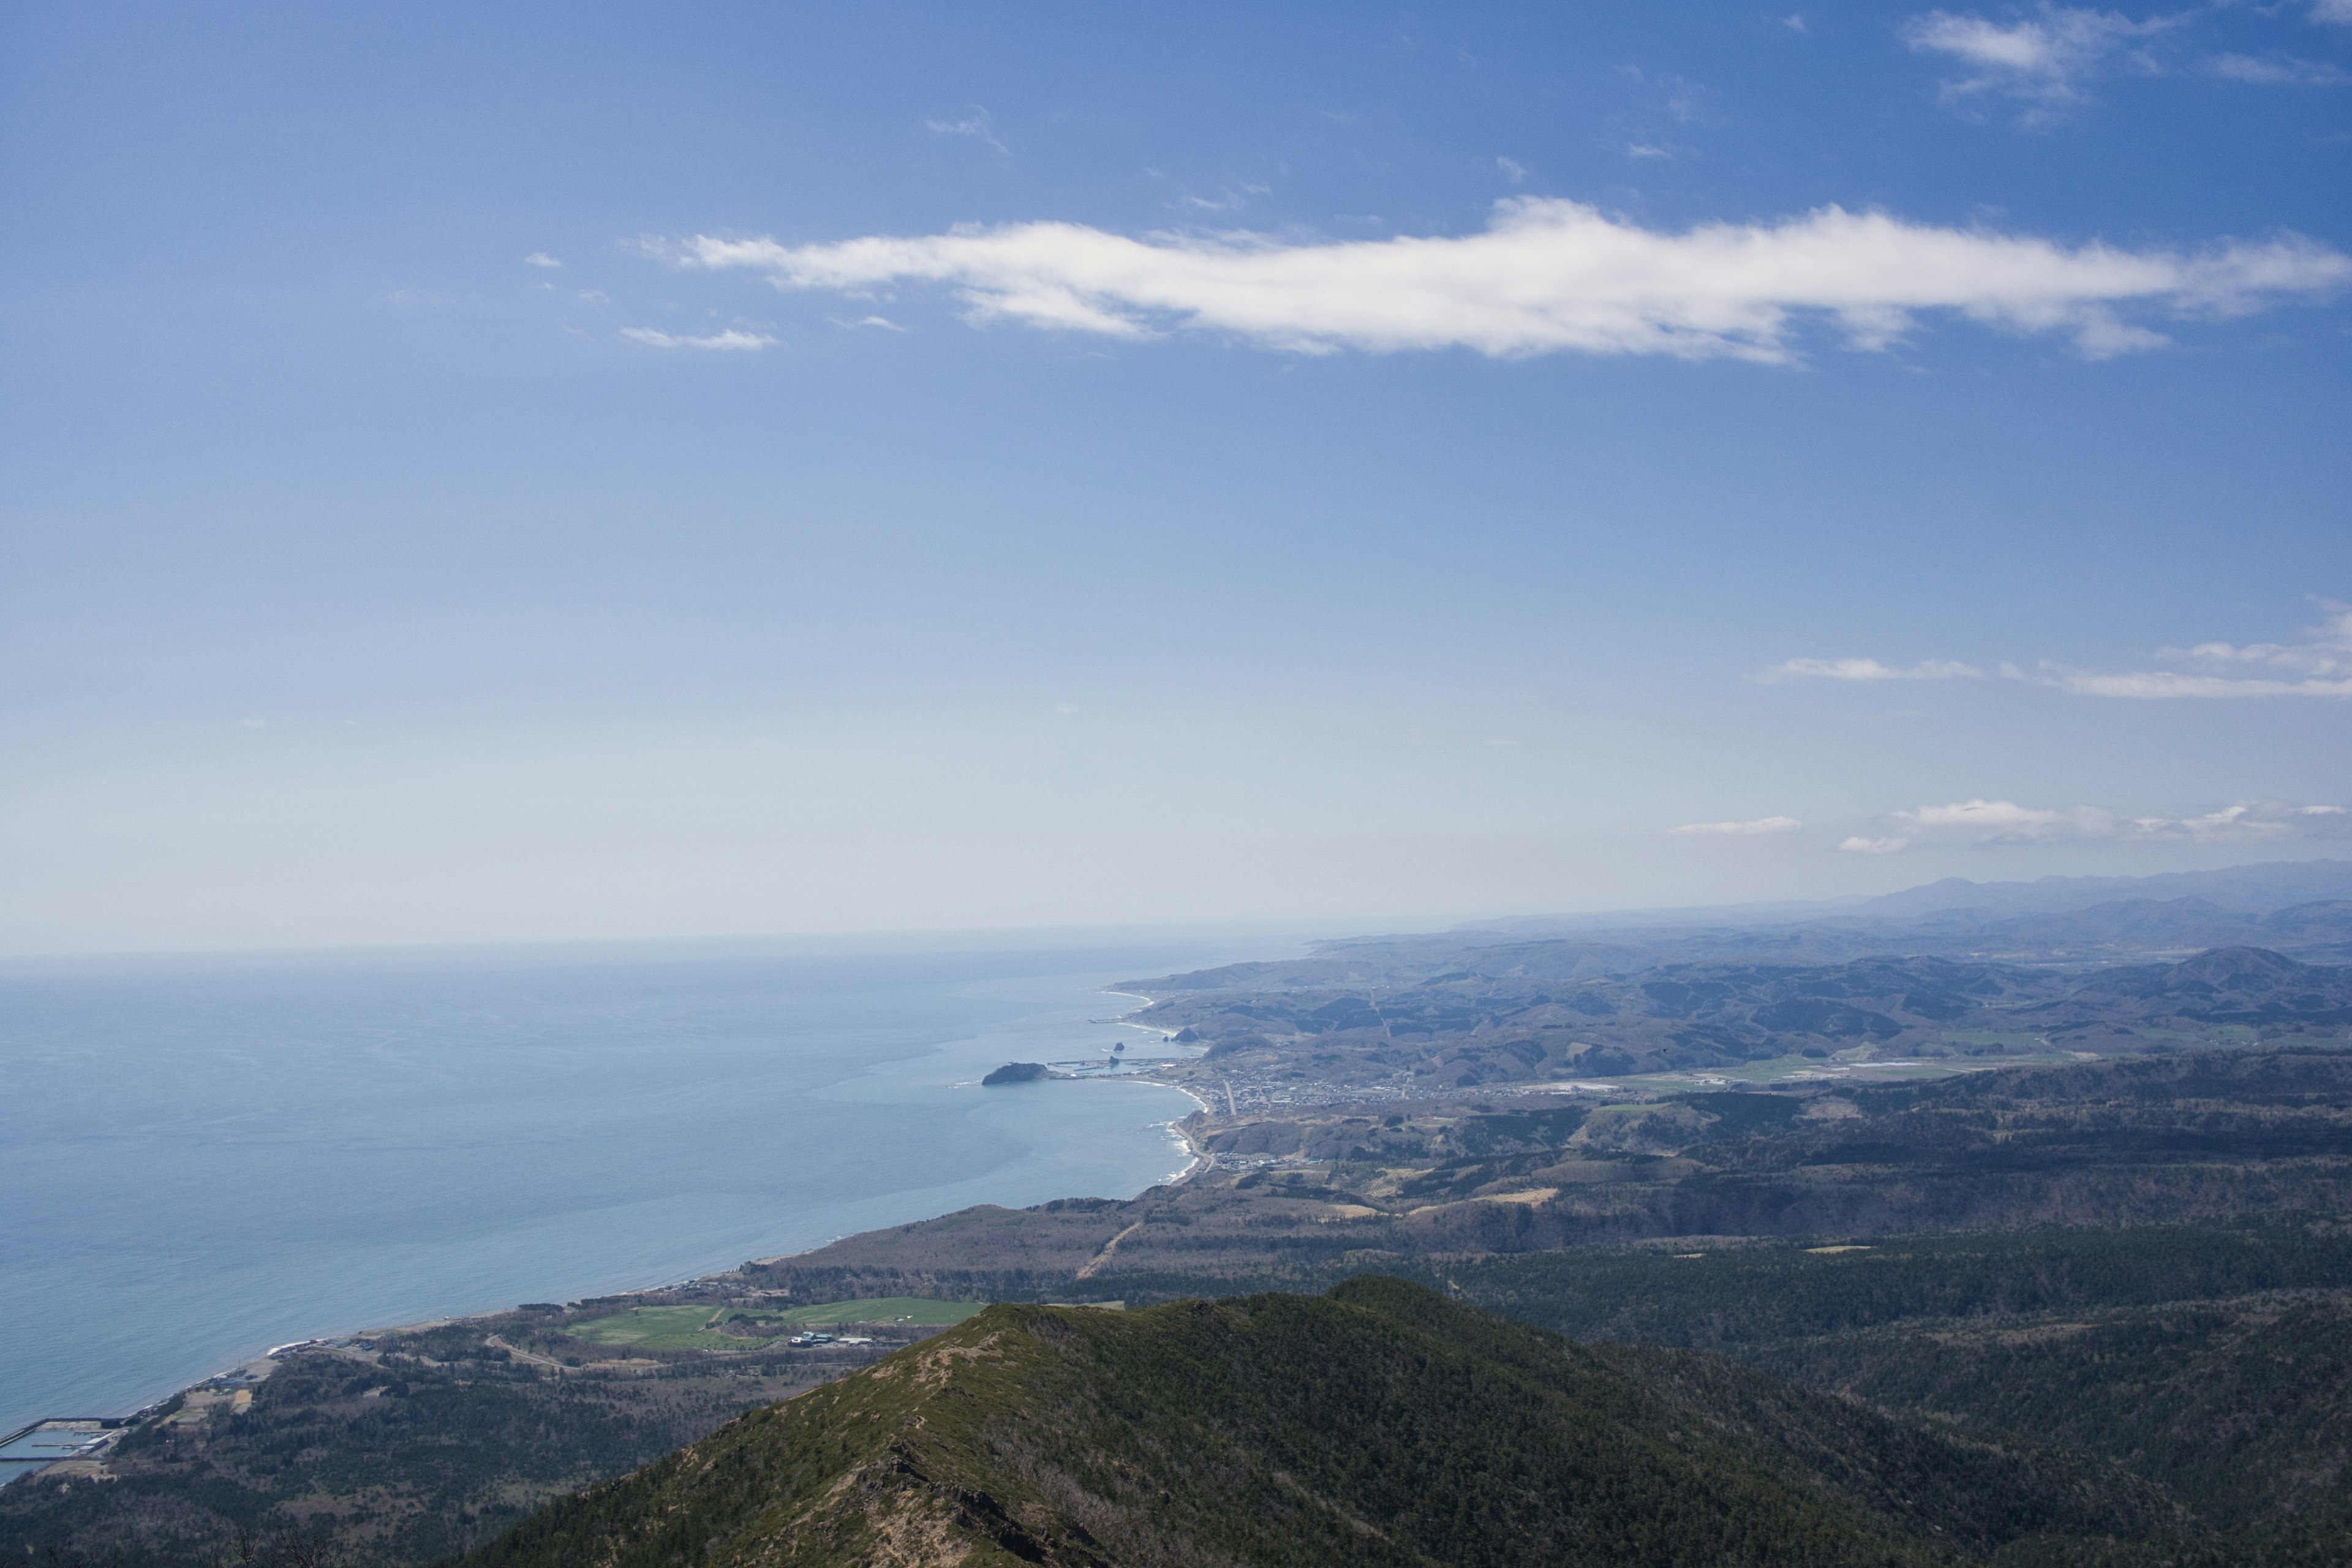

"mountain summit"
[466, 1278, 2172, 1567]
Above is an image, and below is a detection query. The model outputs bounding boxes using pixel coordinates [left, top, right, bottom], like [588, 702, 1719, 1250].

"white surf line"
[1127, 1079, 1215, 1181]
[1100, 988, 1182, 1038]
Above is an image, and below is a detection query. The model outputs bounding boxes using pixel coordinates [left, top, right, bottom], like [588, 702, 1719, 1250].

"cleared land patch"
[567, 1298, 982, 1349]
[564, 1305, 742, 1350]
[760, 1297, 983, 1327]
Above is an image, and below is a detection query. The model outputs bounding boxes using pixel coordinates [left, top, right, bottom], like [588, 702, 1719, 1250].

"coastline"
[1153, 1080, 1215, 1181]
[6, 979, 1219, 1482]
[1114, 987, 1211, 1182]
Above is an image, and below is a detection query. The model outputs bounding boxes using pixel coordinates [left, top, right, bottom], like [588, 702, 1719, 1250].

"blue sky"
[3, 1, 2348, 953]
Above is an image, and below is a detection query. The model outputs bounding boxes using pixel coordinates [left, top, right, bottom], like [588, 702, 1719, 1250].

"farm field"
[564, 1305, 743, 1349]
[566, 1297, 984, 1348]
[760, 1297, 983, 1328]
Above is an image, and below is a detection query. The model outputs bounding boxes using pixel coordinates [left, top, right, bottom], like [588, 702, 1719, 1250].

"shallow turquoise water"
[0, 930, 1284, 1441]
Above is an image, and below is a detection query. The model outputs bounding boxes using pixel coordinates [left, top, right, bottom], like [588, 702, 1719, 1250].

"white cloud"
[1784, 13, 1809, 31]
[1903, 6, 2179, 115]
[2315, 0, 2352, 24]
[1758, 657, 1985, 682]
[2210, 53, 2348, 84]
[2024, 604, 2352, 698]
[1673, 815, 1804, 835]
[1839, 797, 2351, 851]
[1905, 799, 2070, 835]
[668, 201, 2347, 363]
[1496, 156, 1526, 184]
[927, 108, 1009, 156]
[524, 252, 563, 268]
[619, 326, 777, 351]
[1839, 835, 1912, 854]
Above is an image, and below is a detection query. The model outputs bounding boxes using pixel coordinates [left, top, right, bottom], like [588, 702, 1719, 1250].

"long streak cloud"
[674, 198, 2348, 361]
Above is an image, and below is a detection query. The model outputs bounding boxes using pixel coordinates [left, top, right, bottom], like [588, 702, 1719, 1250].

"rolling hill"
[464, 1278, 2184, 1568]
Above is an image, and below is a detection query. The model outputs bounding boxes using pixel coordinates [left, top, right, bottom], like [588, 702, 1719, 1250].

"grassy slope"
[466, 1280, 2180, 1568]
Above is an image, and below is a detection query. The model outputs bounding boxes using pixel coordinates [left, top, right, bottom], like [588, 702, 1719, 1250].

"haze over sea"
[0, 930, 1292, 1443]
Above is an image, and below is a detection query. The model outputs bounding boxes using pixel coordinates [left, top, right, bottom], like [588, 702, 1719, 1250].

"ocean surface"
[0, 929, 1294, 1447]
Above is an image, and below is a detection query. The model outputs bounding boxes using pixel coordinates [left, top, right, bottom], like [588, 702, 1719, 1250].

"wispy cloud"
[1903, 6, 2189, 122]
[1616, 66, 1713, 124]
[1838, 797, 2349, 852]
[1905, 7, 2345, 113]
[1496, 156, 1527, 184]
[524, 252, 563, 268]
[2209, 52, 2348, 85]
[2021, 603, 2352, 698]
[619, 326, 777, 351]
[1177, 183, 1273, 214]
[1776, 605, 2352, 699]
[926, 107, 1009, 156]
[1673, 815, 1804, 835]
[668, 201, 2347, 363]
[1758, 657, 1985, 682]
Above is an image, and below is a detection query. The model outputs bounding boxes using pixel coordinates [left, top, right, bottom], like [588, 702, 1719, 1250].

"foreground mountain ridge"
[464, 1277, 2182, 1568]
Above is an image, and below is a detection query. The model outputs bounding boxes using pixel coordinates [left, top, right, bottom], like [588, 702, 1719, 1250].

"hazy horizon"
[5, 854, 2346, 965]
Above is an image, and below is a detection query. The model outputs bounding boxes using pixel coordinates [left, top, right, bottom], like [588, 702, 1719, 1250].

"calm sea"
[0, 929, 1293, 1444]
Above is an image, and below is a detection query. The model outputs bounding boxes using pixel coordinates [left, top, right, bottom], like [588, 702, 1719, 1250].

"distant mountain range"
[1850, 858, 2352, 920]
[1170, 862, 2352, 987]
[1116, 865, 2352, 1085]
[1466, 858, 2352, 934]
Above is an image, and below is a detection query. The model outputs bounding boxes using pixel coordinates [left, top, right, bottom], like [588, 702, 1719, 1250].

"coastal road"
[483, 1336, 570, 1371]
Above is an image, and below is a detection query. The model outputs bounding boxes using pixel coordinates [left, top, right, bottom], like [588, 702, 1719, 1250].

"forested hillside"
[462, 1280, 2190, 1568]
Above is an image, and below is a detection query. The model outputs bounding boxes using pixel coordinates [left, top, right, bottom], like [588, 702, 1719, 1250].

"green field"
[564, 1306, 745, 1350]
[564, 1298, 984, 1349]
[2128, 1022, 2262, 1047]
[757, 1297, 983, 1328]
